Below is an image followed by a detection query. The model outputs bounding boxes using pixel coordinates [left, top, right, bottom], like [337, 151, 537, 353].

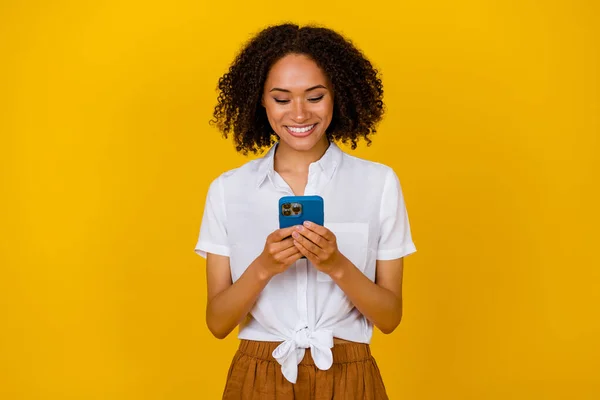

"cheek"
[318, 100, 334, 120]
[264, 104, 285, 123]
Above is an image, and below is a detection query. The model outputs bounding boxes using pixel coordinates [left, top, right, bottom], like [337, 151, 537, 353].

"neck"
[274, 137, 330, 174]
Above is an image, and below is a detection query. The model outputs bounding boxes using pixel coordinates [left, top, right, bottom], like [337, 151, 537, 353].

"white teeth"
[287, 124, 315, 133]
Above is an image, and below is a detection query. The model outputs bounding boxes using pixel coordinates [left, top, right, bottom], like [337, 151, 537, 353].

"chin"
[281, 136, 324, 152]
[278, 127, 328, 151]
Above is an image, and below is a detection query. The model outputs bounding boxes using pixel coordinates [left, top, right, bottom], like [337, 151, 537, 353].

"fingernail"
[304, 221, 311, 227]
[292, 231, 299, 238]
[296, 225, 303, 231]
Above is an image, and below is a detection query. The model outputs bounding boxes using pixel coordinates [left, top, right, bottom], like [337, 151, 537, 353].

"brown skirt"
[222, 339, 389, 399]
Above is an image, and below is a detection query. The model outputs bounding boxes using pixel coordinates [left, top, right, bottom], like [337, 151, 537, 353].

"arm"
[205, 226, 302, 339]
[329, 257, 404, 334]
[293, 222, 405, 334]
[205, 253, 270, 339]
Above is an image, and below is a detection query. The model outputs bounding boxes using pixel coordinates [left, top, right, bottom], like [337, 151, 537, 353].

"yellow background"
[1, 0, 599, 399]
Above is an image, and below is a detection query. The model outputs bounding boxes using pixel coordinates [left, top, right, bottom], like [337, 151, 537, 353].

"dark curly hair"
[211, 23, 385, 155]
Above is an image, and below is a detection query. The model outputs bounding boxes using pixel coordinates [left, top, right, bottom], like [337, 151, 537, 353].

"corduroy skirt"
[222, 339, 389, 399]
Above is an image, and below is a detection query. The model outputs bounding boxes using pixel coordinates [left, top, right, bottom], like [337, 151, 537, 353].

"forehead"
[264, 54, 328, 90]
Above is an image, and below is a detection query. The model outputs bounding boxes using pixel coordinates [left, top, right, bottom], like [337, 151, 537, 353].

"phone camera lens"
[283, 203, 291, 209]
[292, 206, 301, 213]
[283, 209, 291, 216]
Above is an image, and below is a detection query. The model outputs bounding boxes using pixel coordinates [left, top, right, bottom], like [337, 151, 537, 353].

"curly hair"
[211, 23, 385, 155]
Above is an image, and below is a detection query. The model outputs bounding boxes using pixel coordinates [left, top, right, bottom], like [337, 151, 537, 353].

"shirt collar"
[256, 141, 343, 188]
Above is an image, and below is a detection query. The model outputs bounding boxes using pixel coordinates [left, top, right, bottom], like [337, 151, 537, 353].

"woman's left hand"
[292, 221, 345, 276]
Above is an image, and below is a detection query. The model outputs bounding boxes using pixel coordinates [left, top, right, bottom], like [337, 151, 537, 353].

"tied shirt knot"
[272, 326, 334, 384]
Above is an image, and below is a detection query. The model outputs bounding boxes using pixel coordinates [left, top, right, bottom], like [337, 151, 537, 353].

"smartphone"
[279, 195, 324, 229]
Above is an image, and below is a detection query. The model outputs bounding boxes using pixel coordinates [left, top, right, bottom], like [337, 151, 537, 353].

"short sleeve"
[377, 168, 417, 260]
[194, 176, 230, 258]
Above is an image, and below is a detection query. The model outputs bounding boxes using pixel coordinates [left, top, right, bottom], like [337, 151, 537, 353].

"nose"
[292, 100, 309, 123]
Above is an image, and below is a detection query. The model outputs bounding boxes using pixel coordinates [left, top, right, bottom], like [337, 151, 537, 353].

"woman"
[195, 23, 417, 399]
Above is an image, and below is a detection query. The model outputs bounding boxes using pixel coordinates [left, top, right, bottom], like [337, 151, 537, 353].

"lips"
[285, 124, 317, 137]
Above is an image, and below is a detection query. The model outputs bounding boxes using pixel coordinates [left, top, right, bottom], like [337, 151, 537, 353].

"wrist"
[328, 254, 351, 281]
[250, 258, 274, 283]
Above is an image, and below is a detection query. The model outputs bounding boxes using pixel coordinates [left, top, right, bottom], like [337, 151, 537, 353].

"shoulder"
[338, 151, 396, 181]
[210, 156, 265, 188]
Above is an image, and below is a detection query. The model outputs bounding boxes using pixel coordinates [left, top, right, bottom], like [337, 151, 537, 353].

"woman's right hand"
[205, 225, 303, 339]
[255, 226, 304, 280]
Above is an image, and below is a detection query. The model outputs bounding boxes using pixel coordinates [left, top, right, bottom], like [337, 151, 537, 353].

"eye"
[274, 98, 290, 104]
[308, 95, 325, 103]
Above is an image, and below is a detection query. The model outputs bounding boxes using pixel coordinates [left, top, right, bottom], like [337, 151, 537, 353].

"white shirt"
[195, 142, 417, 383]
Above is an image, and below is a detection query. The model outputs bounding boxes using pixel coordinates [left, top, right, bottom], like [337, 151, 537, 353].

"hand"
[256, 226, 304, 280]
[292, 221, 344, 276]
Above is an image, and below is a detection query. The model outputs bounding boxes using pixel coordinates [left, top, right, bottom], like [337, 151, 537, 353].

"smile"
[285, 124, 317, 137]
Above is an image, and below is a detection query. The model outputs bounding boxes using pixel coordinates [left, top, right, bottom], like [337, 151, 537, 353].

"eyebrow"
[269, 84, 327, 93]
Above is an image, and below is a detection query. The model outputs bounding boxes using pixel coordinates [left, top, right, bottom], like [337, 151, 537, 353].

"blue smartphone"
[279, 195, 324, 229]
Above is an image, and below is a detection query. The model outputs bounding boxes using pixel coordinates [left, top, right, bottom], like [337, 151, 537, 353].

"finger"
[294, 225, 325, 249]
[292, 230, 324, 258]
[271, 226, 301, 242]
[282, 251, 304, 266]
[270, 237, 297, 253]
[293, 239, 319, 264]
[302, 221, 335, 242]
[276, 243, 301, 262]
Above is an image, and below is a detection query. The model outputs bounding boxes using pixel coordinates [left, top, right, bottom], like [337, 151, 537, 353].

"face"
[261, 53, 334, 152]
